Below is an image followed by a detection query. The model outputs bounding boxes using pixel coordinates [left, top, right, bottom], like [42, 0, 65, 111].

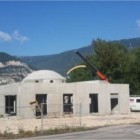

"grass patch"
[0, 125, 115, 139]
[0, 126, 91, 139]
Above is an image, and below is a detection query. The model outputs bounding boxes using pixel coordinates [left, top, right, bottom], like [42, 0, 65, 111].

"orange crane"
[75, 51, 109, 82]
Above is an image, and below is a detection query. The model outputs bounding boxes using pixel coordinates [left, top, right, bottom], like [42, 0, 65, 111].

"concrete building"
[0, 70, 130, 119]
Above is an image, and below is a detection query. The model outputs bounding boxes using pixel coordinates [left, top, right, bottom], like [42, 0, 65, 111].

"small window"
[50, 80, 53, 83]
[130, 99, 134, 102]
[35, 80, 39, 83]
[136, 99, 140, 103]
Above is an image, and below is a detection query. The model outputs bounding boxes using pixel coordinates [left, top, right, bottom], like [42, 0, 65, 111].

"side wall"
[0, 83, 20, 116]
[59, 82, 130, 116]
[0, 82, 130, 118]
[18, 82, 63, 118]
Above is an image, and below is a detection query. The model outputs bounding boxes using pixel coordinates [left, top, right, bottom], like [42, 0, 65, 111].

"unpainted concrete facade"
[0, 78, 130, 119]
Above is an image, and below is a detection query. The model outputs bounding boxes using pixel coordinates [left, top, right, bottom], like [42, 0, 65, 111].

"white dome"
[23, 70, 65, 82]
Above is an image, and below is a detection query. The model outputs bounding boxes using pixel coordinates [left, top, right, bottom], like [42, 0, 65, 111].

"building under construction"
[0, 70, 130, 119]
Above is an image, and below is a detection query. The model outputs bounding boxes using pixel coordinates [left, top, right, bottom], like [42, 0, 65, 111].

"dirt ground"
[0, 112, 140, 134]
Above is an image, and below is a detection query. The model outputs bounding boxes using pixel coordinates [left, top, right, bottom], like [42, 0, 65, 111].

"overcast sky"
[0, 1, 140, 56]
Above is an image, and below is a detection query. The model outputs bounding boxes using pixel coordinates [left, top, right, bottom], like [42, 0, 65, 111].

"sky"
[0, 1, 140, 56]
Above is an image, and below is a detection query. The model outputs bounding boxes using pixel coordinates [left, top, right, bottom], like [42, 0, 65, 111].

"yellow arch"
[67, 65, 86, 75]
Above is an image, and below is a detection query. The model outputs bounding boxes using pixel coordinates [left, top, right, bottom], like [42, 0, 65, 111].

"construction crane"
[75, 51, 109, 82]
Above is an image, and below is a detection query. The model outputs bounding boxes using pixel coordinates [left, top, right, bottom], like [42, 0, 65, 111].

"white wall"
[0, 81, 130, 118]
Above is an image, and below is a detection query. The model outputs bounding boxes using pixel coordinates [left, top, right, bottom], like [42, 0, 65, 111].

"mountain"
[20, 37, 140, 76]
[118, 37, 140, 48]
[0, 52, 32, 85]
[20, 45, 93, 76]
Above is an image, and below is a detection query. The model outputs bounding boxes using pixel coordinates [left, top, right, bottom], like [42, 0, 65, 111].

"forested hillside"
[1, 37, 139, 94]
[20, 37, 140, 76]
[20, 46, 93, 75]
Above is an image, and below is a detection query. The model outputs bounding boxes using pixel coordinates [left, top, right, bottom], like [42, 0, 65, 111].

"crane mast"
[75, 51, 109, 82]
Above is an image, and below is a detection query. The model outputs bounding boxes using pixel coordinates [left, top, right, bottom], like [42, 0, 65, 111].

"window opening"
[136, 99, 140, 103]
[36, 94, 47, 117]
[110, 93, 119, 112]
[89, 94, 98, 113]
[5, 95, 17, 116]
[63, 94, 73, 114]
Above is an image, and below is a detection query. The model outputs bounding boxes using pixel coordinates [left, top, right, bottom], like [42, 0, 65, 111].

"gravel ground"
[0, 112, 140, 134]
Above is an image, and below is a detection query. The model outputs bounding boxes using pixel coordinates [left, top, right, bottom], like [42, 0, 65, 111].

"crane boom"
[75, 51, 109, 82]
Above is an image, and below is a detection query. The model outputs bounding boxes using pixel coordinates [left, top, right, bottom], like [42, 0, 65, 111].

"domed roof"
[23, 70, 65, 82]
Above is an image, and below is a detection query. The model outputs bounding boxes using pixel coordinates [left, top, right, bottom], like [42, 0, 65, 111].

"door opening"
[36, 94, 47, 117]
[63, 94, 73, 114]
[110, 93, 119, 113]
[90, 94, 98, 113]
[5, 95, 17, 116]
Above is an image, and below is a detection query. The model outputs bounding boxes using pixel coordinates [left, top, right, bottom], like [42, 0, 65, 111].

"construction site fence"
[0, 103, 88, 133]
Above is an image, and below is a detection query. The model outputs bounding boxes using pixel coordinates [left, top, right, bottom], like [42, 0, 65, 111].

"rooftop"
[22, 70, 65, 82]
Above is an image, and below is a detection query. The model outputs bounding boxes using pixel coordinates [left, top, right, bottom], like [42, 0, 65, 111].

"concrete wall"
[0, 81, 130, 119]
[18, 82, 64, 118]
[0, 83, 20, 116]
[56, 82, 129, 116]
[69, 82, 130, 115]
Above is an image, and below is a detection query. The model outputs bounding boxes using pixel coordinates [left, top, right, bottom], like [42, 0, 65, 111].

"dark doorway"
[110, 93, 119, 112]
[36, 94, 47, 117]
[90, 94, 98, 113]
[5, 95, 16, 115]
[63, 94, 73, 113]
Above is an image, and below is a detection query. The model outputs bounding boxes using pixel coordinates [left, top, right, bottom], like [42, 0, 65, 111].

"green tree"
[126, 47, 140, 95]
[67, 39, 140, 95]
[67, 39, 128, 83]
[92, 39, 128, 83]
[66, 67, 93, 83]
